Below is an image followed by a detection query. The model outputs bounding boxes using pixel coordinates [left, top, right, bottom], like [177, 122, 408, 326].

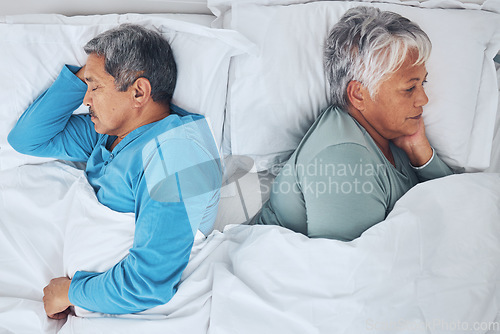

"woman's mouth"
[409, 113, 422, 120]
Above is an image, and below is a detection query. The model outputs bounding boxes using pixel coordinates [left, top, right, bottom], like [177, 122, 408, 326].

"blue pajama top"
[8, 65, 222, 314]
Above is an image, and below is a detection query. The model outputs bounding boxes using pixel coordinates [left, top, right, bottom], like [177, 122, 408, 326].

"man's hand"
[43, 277, 73, 320]
[75, 65, 86, 83]
[392, 117, 433, 167]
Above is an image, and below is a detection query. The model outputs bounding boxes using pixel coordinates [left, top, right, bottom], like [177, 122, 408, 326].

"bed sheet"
[1, 161, 499, 333]
[486, 63, 500, 173]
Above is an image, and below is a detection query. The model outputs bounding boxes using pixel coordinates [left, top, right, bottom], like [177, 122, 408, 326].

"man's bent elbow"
[7, 126, 28, 154]
[7, 122, 49, 156]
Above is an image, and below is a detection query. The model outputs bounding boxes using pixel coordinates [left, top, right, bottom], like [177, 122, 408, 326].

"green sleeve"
[412, 148, 454, 182]
[298, 144, 389, 241]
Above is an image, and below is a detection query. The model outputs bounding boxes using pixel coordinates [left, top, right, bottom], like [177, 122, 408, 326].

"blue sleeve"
[7, 65, 99, 162]
[67, 138, 222, 314]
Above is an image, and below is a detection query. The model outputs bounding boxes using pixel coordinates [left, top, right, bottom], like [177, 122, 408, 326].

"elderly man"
[8, 24, 222, 319]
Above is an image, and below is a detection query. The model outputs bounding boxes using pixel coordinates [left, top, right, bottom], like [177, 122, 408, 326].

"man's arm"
[64, 139, 221, 314]
[43, 278, 73, 319]
[8, 65, 99, 161]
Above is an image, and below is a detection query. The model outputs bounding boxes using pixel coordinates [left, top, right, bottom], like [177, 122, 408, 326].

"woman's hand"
[392, 117, 433, 167]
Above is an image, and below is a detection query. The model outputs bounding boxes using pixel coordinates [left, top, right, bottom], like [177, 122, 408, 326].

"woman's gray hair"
[324, 6, 431, 110]
[84, 23, 176, 105]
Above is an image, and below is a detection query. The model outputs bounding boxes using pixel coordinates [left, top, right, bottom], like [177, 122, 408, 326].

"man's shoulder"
[169, 103, 204, 119]
[140, 111, 219, 169]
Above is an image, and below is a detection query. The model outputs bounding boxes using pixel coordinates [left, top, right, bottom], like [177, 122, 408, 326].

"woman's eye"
[406, 80, 427, 93]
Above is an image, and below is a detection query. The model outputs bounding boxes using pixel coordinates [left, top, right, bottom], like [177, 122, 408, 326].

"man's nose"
[83, 90, 91, 107]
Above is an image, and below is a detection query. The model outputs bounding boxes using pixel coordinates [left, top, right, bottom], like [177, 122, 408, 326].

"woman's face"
[360, 51, 429, 140]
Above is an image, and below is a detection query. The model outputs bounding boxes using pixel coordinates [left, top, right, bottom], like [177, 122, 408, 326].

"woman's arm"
[392, 118, 453, 181]
[300, 144, 389, 241]
[392, 117, 432, 167]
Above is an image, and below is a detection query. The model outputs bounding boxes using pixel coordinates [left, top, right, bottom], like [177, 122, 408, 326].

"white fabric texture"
[1, 6, 500, 334]
[219, 2, 500, 172]
[486, 82, 500, 173]
[0, 13, 254, 171]
[0, 13, 216, 26]
[207, 0, 500, 19]
[1, 161, 500, 333]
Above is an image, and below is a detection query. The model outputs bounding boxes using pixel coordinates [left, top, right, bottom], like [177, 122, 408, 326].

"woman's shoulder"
[295, 106, 372, 163]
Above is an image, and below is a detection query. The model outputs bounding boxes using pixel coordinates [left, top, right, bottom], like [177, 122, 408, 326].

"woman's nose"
[415, 86, 429, 108]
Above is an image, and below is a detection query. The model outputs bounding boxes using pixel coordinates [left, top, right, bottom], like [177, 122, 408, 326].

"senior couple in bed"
[8, 6, 452, 319]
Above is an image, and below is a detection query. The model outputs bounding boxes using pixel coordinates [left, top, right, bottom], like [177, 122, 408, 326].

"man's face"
[82, 54, 135, 136]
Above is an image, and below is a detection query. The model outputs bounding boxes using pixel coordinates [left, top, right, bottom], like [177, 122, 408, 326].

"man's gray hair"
[84, 24, 177, 105]
[324, 6, 431, 110]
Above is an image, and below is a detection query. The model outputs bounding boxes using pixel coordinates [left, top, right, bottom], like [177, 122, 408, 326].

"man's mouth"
[89, 108, 97, 119]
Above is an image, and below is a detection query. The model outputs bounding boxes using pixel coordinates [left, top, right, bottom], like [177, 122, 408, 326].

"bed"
[1, 0, 499, 333]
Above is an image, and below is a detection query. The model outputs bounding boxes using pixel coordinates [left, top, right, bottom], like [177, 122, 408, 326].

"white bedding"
[1, 3, 500, 333]
[1, 161, 499, 333]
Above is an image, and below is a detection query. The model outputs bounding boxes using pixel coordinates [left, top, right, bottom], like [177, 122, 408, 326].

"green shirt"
[254, 106, 453, 241]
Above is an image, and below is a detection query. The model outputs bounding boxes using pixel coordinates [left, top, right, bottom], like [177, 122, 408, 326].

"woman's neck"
[347, 106, 395, 166]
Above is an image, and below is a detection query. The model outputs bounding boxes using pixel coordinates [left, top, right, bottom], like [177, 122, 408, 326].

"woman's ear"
[131, 78, 152, 107]
[346, 80, 366, 111]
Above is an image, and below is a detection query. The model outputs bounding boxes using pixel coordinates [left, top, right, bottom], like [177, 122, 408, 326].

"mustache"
[88, 107, 97, 118]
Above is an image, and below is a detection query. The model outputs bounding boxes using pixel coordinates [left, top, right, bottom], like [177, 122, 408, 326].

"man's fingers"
[48, 308, 71, 320]
[42, 277, 72, 319]
[48, 312, 67, 320]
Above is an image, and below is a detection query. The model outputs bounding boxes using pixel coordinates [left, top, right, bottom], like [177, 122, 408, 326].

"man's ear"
[131, 78, 152, 107]
[346, 80, 366, 111]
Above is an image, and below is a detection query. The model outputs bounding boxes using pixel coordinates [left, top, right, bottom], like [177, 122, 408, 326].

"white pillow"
[208, 0, 500, 21]
[0, 13, 216, 26]
[219, 1, 500, 172]
[0, 14, 253, 171]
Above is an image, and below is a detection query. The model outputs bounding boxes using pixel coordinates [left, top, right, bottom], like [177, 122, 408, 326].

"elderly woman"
[253, 6, 453, 241]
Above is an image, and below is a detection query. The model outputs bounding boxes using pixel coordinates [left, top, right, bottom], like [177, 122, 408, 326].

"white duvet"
[1, 161, 499, 334]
